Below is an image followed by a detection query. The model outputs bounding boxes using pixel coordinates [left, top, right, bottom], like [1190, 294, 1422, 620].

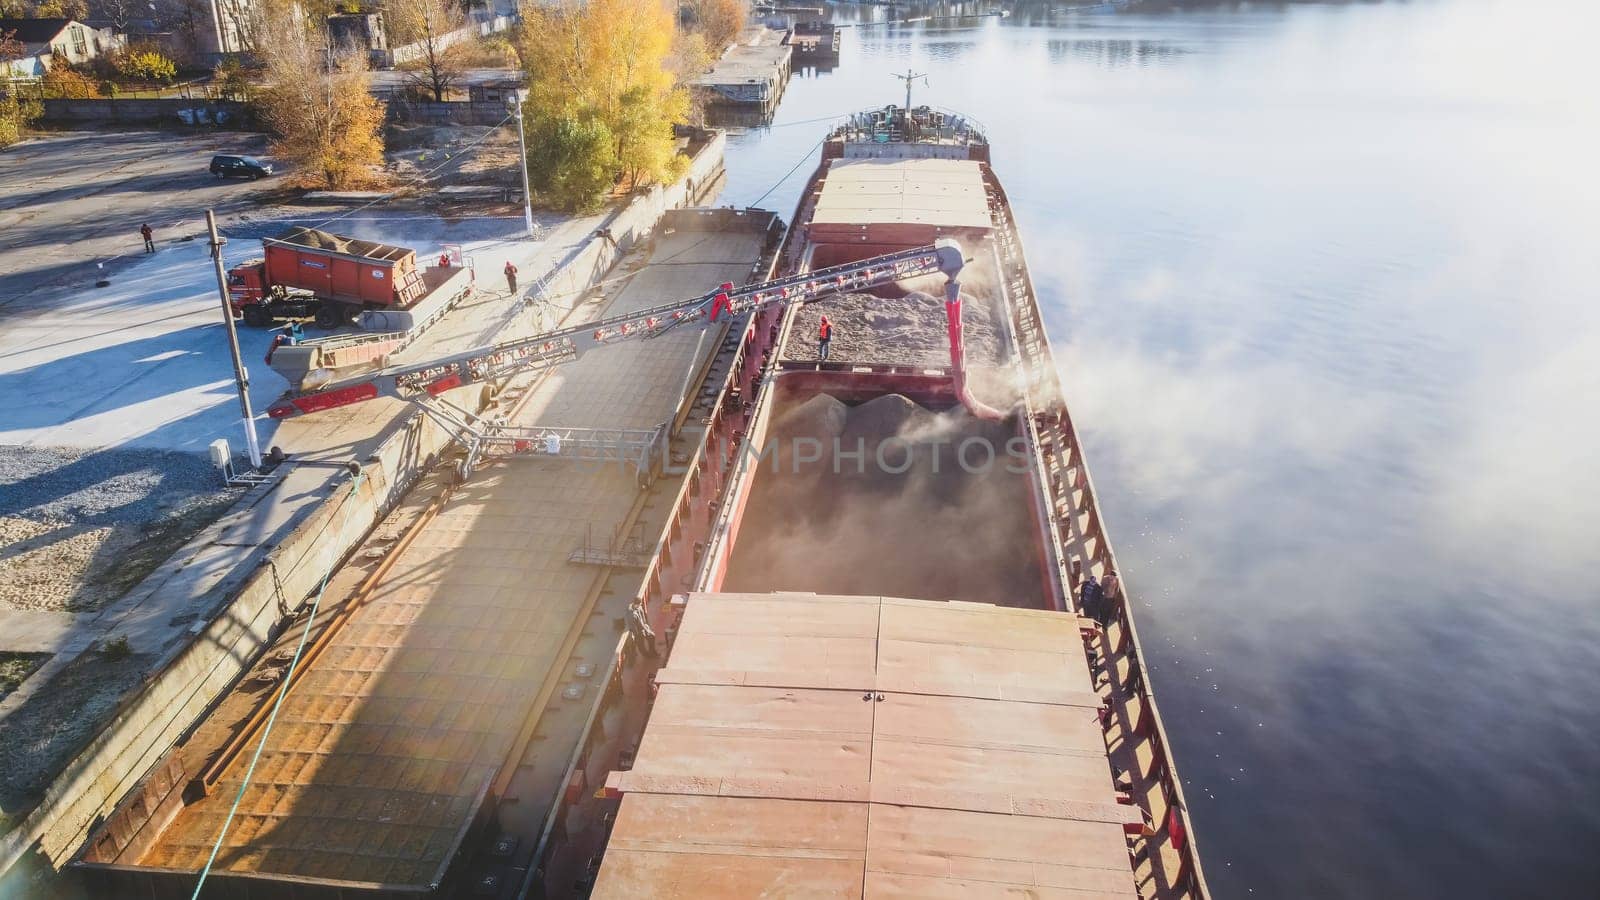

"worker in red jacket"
[438, 252, 450, 268]
[817, 315, 833, 361]
[504, 260, 518, 293]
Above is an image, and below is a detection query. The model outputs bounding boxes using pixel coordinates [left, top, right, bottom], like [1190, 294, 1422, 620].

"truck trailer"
[228, 227, 465, 329]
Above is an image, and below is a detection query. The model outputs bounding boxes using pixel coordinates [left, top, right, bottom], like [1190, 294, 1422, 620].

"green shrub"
[0, 91, 42, 149]
[99, 635, 133, 661]
[527, 112, 618, 213]
[213, 58, 252, 100]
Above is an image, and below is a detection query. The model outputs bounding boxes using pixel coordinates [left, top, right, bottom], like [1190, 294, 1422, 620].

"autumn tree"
[519, 0, 689, 211]
[256, 8, 385, 188]
[1, 29, 42, 149]
[31, 0, 89, 19]
[43, 63, 101, 97]
[389, 0, 467, 103]
[685, 0, 745, 54]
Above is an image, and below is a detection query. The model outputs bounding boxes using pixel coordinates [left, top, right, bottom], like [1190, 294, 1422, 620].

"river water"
[718, 1, 1600, 896]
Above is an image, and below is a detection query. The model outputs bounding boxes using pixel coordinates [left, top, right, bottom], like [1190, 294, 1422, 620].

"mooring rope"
[190, 466, 368, 898]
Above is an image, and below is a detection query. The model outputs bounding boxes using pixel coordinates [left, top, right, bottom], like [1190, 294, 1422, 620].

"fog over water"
[717, 1, 1600, 896]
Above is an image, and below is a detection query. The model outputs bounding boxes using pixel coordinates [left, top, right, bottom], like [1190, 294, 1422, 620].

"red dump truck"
[229, 227, 450, 328]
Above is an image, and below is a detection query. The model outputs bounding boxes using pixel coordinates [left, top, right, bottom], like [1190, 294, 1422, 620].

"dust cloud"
[722, 393, 1047, 608]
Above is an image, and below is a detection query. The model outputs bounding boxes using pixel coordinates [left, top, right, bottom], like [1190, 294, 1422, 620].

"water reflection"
[1045, 37, 1189, 66]
[722, 0, 1600, 896]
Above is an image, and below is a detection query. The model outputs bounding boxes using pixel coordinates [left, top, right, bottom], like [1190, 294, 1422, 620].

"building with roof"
[0, 18, 120, 78]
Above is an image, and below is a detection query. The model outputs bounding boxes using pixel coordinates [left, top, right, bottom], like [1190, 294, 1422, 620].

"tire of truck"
[313, 303, 343, 329]
[242, 304, 273, 328]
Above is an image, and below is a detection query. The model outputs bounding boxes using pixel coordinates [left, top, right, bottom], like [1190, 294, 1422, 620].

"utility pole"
[893, 68, 927, 112]
[510, 90, 536, 239]
[205, 210, 262, 469]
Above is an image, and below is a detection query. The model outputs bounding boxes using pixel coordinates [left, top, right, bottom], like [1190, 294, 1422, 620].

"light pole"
[510, 89, 536, 239]
[205, 210, 263, 469]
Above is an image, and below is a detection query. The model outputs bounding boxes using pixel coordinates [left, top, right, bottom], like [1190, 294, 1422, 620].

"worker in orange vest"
[818, 315, 833, 361]
[504, 260, 518, 293]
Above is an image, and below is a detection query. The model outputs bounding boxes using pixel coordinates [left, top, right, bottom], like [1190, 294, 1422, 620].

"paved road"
[0, 128, 568, 452]
[0, 129, 277, 311]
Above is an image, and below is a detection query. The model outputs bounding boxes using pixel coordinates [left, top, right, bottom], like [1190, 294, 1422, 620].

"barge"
[545, 105, 1212, 897]
[66, 107, 1207, 898]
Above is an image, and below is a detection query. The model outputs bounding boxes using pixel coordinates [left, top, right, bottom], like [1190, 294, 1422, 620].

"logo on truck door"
[301, 260, 327, 269]
[372, 270, 385, 278]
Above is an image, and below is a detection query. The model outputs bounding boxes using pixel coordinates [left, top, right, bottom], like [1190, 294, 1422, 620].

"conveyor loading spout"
[929, 238, 1006, 421]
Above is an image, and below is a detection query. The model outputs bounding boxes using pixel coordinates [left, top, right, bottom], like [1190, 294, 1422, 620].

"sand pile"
[786, 289, 1007, 368]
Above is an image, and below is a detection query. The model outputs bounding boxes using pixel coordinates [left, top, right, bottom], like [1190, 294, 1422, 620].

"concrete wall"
[39, 98, 256, 129]
[375, 14, 514, 68]
[0, 133, 726, 893]
[0, 412, 459, 893]
[385, 99, 510, 126]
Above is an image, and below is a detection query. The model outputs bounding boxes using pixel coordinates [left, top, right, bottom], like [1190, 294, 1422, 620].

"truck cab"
[226, 261, 276, 326]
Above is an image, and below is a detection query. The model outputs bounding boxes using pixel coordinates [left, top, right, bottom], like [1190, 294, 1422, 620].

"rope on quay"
[190, 466, 369, 899]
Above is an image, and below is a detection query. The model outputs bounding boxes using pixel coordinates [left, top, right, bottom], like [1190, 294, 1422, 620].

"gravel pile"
[0, 446, 238, 613]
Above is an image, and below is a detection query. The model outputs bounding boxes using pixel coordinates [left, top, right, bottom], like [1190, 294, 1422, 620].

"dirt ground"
[0, 648, 155, 816]
[385, 124, 521, 189]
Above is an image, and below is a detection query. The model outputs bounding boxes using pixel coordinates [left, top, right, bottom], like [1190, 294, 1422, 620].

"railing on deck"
[984, 169, 1211, 899]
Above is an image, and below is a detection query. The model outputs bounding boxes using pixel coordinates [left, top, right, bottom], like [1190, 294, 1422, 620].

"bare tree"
[89, 0, 143, 32]
[149, 0, 260, 56]
[214, 0, 261, 53]
[685, 0, 744, 53]
[388, 0, 466, 103]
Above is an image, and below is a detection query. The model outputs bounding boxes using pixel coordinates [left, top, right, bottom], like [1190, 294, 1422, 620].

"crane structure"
[264, 239, 981, 478]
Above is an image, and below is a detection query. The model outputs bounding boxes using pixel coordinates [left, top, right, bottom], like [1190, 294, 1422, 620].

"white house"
[0, 17, 121, 78]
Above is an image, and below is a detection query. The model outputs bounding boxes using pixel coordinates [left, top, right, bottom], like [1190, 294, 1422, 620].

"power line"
[750, 135, 826, 208]
[302, 111, 518, 233]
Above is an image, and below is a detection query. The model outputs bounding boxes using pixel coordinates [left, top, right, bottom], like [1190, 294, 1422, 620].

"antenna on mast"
[892, 68, 928, 112]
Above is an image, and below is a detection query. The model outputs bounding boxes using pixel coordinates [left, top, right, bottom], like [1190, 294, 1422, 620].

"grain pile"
[727, 393, 1045, 607]
[786, 288, 1008, 368]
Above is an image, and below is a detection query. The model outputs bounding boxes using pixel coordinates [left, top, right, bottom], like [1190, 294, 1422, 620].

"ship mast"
[892, 68, 928, 114]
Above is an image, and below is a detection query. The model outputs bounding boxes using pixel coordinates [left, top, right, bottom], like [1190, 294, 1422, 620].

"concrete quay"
[0, 135, 729, 896]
